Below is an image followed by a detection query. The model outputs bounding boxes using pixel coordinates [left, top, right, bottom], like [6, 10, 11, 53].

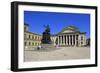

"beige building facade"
[24, 24, 42, 50]
[24, 24, 87, 50]
[51, 26, 86, 47]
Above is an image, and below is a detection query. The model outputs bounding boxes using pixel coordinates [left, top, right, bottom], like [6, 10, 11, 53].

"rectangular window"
[33, 42, 34, 46]
[81, 36, 83, 40]
[33, 36, 34, 40]
[29, 35, 30, 39]
[35, 36, 37, 40]
[24, 34, 26, 39]
[24, 42, 26, 46]
[24, 27, 26, 31]
[81, 42, 83, 44]
[29, 42, 30, 46]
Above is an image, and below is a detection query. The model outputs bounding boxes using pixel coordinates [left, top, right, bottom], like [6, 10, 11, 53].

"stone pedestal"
[41, 44, 55, 50]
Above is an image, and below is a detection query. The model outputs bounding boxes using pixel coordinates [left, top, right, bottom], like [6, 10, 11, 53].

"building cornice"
[25, 31, 42, 36]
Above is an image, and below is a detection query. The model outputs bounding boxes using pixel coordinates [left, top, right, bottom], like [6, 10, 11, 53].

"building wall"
[24, 24, 87, 50]
[78, 34, 86, 46]
[24, 25, 42, 50]
[54, 34, 86, 47]
[24, 25, 28, 32]
[51, 36, 57, 46]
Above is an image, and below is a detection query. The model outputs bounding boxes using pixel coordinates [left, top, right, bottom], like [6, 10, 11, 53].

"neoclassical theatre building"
[24, 24, 87, 50]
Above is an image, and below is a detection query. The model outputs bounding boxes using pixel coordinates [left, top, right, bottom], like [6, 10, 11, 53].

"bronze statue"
[41, 25, 51, 44]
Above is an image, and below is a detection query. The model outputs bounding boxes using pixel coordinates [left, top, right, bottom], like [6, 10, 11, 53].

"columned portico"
[57, 33, 86, 47]
[54, 26, 86, 47]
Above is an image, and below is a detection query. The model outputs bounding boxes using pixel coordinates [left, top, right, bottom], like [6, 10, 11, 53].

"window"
[81, 42, 83, 44]
[24, 27, 26, 31]
[24, 42, 27, 46]
[35, 42, 37, 46]
[33, 42, 34, 46]
[35, 36, 37, 40]
[81, 36, 83, 40]
[29, 35, 31, 39]
[24, 34, 26, 39]
[29, 42, 31, 46]
[33, 36, 34, 40]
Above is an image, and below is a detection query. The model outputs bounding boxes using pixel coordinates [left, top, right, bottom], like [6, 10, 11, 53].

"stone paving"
[24, 47, 90, 62]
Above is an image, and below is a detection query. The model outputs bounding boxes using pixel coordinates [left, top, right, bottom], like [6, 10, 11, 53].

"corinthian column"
[58, 36, 59, 45]
[60, 36, 62, 45]
[66, 35, 68, 45]
[72, 35, 73, 46]
[69, 35, 71, 46]
[63, 35, 65, 45]
[75, 35, 77, 46]
[59, 36, 61, 45]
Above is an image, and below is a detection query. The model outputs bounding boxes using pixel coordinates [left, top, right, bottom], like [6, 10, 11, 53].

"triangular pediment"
[62, 30, 75, 33]
[60, 26, 79, 34]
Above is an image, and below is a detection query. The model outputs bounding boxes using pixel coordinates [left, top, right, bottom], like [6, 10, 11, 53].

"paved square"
[24, 47, 90, 62]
